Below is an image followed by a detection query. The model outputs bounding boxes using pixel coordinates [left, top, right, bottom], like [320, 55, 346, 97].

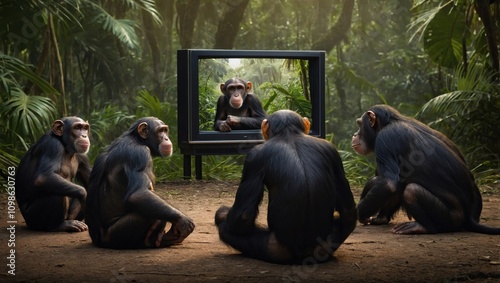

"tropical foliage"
[1, 0, 498, 186]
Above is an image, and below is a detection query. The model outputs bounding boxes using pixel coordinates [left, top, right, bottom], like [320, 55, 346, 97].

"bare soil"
[1, 180, 500, 282]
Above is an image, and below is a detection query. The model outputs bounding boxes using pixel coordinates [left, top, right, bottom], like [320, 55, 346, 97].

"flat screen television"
[177, 49, 325, 156]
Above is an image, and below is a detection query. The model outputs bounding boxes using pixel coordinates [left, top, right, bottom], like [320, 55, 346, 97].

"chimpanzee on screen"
[16, 117, 91, 232]
[352, 104, 500, 234]
[215, 110, 357, 264]
[86, 117, 195, 249]
[214, 77, 267, 132]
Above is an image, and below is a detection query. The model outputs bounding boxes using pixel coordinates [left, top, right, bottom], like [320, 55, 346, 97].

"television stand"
[180, 142, 263, 180]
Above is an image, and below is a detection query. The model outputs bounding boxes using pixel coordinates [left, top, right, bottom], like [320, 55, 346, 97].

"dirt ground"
[1, 180, 499, 283]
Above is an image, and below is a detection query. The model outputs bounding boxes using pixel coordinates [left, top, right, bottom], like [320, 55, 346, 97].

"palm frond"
[422, 2, 464, 68]
[408, 0, 453, 42]
[135, 89, 174, 122]
[0, 54, 59, 96]
[99, 17, 140, 50]
[453, 59, 494, 92]
[85, 2, 140, 50]
[418, 91, 491, 117]
[122, 0, 162, 25]
[1, 89, 57, 141]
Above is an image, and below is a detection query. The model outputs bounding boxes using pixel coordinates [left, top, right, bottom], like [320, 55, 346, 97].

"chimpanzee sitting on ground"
[215, 110, 357, 264]
[16, 117, 91, 232]
[352, 104, 500, 234]
[86, 117, 195, 249]
[214, 77, 267, 131]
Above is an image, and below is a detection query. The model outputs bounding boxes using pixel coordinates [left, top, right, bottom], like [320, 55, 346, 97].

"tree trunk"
[312, 0, 332, 41]
[311, 0, 354, 52]
[141, 9, 162, 95]
[49, 14, 67, 116]
[176, 0, 201, 49]
[213, 0, 250, 49]
[474, 0, 499, 80]
[157, 0, 175, 77]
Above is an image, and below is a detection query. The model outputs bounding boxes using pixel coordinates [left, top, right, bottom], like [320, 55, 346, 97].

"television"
[177, 49, 326, 178]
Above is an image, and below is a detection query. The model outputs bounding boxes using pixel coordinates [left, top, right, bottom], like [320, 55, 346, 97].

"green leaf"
[0, 54, 59, 96]
[1, 91, 56, 141]
[423, 3, 466, 68]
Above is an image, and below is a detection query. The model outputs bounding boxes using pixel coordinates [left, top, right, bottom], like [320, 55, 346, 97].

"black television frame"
[177, 49, 326, 179]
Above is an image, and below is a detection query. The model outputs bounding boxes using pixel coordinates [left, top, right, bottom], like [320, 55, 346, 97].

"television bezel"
[177, 49, 325, 151]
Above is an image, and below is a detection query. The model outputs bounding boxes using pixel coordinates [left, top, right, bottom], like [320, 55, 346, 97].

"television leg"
[195, 155, 202, 180]
[183, 155, 192, 179]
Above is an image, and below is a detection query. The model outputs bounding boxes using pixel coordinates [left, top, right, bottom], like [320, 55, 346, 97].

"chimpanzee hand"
[219, 121, 232, 132]
[360, 215, 390, 225]
[226, 115, 241, 126]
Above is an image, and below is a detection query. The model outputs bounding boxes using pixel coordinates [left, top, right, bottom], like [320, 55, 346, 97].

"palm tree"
[0, 54, 58, 179]
[410, 0, 500, 179]
[0, 0, 160, 180]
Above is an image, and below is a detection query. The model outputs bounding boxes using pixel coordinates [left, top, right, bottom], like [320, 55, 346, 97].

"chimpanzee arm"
[34, 144, 87, 200]
[214, 95, 227, 131]
[357, 143, 400, 222]
[238, 94, 267, 129]
[125, 169, 188, 222]
[225, 150, 265, 234]
[75, 154, 91, 188]
[128, 189, 188, 221]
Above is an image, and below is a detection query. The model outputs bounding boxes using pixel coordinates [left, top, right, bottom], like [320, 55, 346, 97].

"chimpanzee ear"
[220, 83, 226, 93]
[246, 81, 252, 91]
[51, 120, 65, 136]
[303, 117, 311, 134]
[261, 119, 270, 140]
[137, 122, 149, 139]
[367, 111, 376, 128]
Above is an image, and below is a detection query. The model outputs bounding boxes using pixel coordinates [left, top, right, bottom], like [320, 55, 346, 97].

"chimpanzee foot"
[160, 218, 195, 247]
[161, 228, 182, 247]
[215, 205, 231, 225]
[145, 220, 166, 248]
[55, 220, 88, 232]
[392, 222, 430, 234]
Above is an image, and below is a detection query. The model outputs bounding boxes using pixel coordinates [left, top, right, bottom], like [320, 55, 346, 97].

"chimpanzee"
[352, 104, 500, 234]
[214, 77, 267, 132]
[215, 110, 357, 264]
[16, 117, 91, 232]
[86, 117, 195, 249]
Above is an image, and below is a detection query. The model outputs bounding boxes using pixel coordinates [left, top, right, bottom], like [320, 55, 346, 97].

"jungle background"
[1, 0, 499, 187]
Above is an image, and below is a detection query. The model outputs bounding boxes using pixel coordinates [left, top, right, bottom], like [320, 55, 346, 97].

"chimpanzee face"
[137, 118, 173, 158]
[220, 78, 252, 109]
[351, 111, 377, 155]
[52, 117, 91, 154]
[155, 122, 172, 158]
[351, 129, 369, 155]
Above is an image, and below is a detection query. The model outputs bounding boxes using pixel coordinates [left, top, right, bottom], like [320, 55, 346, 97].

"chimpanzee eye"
[158, 127, 168, 135]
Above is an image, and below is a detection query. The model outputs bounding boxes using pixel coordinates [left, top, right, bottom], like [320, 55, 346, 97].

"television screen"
[177, 49, 325, 156]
